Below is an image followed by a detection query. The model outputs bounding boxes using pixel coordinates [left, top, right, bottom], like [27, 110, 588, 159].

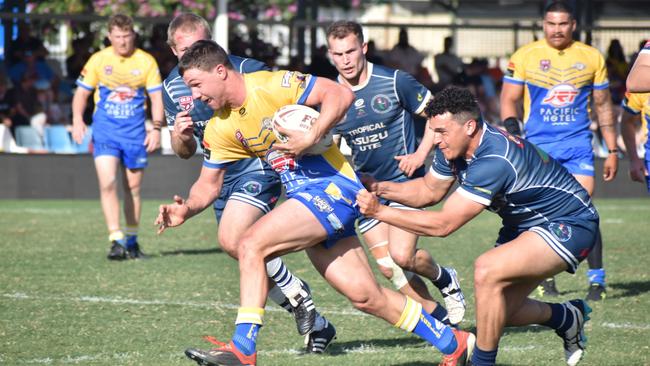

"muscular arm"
[593, 88, 619, 181]
[627, 53, 650, 93]
[303, 77, 355, 145]
[184, 166, 225, 217]
[499, 82, 524, 121]
[372, 190, 485, 237]
[374, 171, 455, 208]
[170, 109, 198, 159]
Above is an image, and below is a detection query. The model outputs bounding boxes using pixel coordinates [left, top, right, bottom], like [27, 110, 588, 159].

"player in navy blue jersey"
[357, 87, 598, 366]
[162, 13, 335, 353]
[326, 20, 465, 326]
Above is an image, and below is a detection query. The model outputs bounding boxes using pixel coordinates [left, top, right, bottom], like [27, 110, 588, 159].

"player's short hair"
[326, 20, 364, 43]
[167, 13, 212, 49]
[107, 14, 134, 33]
[425, 87, 482, 126]
[178, 39, 233, 76]
[544, 1, 575, 20]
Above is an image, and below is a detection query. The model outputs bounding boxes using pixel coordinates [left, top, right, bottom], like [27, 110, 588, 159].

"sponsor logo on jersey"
[312, 196, 334, 213]
[549, 222, 572, 242]
[106, 85, 136, 103]
[574, 62, 585, 71]
[324, 182, 352, 205]
[203, 147, 211, 160]
[354, 99, 365, 108]
[179, 96, 194, 111]
[281, 71, 293, 87]
[104, 65, 113, 75]
[235, 129, 249, 148]
[540, 59, 551, 72]
[542, 84, 578, 108]
[242, 180, 262, 196]
[371, 94, 392, 114]
[266, 150, 296, 173]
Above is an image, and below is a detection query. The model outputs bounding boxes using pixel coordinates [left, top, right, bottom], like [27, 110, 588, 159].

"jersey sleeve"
[503, 48, 526, 86]
[395, 70, 432, 115]
[429, 148, 456, 180]
[76, 53, 100, 91]
[270, 70, 317, 105]
[592, 51, 609, 90]
[144, 53, 163, 93]
[622, 92, 646, 115]
[162, 83, 178, 127]
[240, 58, 271, 73]
[456, 157, 512, 206]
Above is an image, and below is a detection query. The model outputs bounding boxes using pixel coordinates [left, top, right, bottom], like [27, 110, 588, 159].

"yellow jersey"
[622, 91, 649, 147]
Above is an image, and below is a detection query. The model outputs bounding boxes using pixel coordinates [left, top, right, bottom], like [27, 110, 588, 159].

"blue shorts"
[545, 146, 594, 177]
[291, 181, 361, 248]
[358, 199, 421, 234]
[644, 149, 650, 193]
[93, 139, 148, 169]
[497, 218, 598, 274]
[213, 173, 281, 221]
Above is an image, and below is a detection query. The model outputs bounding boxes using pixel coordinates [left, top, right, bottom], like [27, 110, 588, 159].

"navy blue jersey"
[163, 55, 275, 184]
[333, 63, 431, 182]
[430, 123, 598, 230]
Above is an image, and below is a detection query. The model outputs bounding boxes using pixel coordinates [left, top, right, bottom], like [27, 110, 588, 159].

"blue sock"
[471, 345, 498, 366]
[232, 323, 260, 356]
[413, 310, 457, 354]
[430, 302, 449, 323]
[587, 268, 606, 286]
[126, 235, 138, 250]
[432, 266, 452, 289]
[542, 302, 573, 333]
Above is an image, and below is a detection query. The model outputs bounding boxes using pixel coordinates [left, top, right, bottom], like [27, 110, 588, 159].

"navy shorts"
[291, 181, 361, 248]
[497, 218, 599, 273]
[93, 139, 148, 169]
[213, 173, 281, 221]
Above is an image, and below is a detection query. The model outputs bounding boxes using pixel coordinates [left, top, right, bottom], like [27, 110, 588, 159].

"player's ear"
[466, 119, 476, 135]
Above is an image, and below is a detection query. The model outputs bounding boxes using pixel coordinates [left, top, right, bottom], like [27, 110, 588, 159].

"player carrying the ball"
[155, 40, 475, 366]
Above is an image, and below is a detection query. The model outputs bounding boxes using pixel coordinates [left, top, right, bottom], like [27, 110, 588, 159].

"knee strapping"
[376, 255, 414, 289]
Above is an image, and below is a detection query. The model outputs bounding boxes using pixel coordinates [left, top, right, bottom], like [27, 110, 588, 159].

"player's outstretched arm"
[373, 170, 454, 208]
[358, 188, 484, 238]
[155, 166, 225, 233]
[627, 52, 650, 93]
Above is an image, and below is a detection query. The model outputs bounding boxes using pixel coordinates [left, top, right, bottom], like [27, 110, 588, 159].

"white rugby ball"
[272, 104, 334, 155]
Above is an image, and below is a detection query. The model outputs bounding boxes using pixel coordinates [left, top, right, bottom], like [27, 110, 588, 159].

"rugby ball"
[272, 104, 334, 155]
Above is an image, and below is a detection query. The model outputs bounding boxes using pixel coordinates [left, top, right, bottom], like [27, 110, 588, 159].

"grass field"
[1, 198, 649, 365]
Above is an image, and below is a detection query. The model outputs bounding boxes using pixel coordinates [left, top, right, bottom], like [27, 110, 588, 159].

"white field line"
[4, 292, 650, 331]
[1, 292, 367, 317]
[5, 345, 547, 364]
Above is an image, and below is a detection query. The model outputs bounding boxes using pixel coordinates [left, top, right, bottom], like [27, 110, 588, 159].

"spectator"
[66, 37, 94, 83]
[0, 75, 12, 130]
[387, 27, 425, 77]
[7, 44, 56, 89]
[7, 74, 41, 138]
[434, 36, 463, 89]
[606, 39, 628, 105]
[308, 45, 338, 80]
[365, 40, 385, 66]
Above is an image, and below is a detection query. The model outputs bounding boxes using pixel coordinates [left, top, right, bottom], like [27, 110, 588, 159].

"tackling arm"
[373, 171, 454, 208]
[360, 188, 485, 237]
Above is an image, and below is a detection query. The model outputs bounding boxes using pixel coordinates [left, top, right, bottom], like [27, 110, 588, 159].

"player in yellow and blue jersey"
[358, 87, 598, 366]
[326, 20, 466, 327]
[500, 1, 617, 301]
[72, 14, 164, 260]
[155, 40, 475, 366]
[620, 91, 650, 191]
[162, 13, 336, 352]
[627, 40, 650, 93]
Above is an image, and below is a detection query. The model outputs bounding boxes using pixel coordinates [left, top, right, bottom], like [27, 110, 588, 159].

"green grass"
[1, 199, 649, 365]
